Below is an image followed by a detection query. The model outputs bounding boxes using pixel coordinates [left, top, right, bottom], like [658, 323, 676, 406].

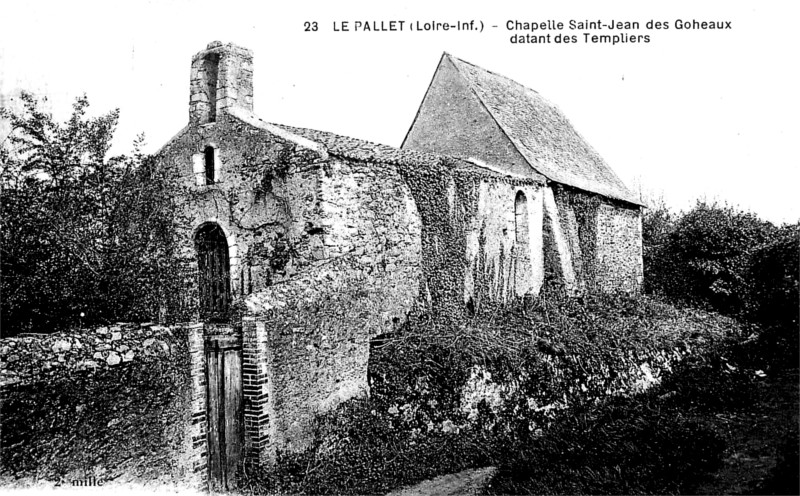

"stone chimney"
[190, 41, 253, 124]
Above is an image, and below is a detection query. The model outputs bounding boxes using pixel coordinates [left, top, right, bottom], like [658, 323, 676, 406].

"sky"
[1, 0, 798, 224]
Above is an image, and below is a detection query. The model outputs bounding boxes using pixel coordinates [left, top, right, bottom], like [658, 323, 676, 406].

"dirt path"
[695, 368, 799, 495]
[385, 467, 497, 496]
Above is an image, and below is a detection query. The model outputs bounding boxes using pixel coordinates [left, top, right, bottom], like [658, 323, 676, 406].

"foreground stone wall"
[370, 299, 748, 444]
[244, 260, 400, 455]
[460, 340, 692, 423]
[0, 323, 206, 490]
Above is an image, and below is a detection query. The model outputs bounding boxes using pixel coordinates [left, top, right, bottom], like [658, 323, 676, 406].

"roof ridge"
[446, 53, 541, 97]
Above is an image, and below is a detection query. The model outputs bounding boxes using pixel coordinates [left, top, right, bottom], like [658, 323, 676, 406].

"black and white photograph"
[1, 1, 798, 494]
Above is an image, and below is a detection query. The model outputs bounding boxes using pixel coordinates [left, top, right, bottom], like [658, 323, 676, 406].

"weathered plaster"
[543, 186, 577, 292]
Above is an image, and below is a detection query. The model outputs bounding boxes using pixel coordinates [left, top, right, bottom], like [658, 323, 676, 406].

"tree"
[1, 92, 183, 336]
[641, 195, 675, 296]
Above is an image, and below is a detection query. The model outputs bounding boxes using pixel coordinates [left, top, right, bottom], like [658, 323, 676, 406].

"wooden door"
[195, 223, 231, 321]
[206, 336, 243, 491]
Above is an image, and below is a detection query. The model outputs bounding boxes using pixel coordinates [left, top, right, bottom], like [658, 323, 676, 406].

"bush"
[747, 224, 799, 329]
[487, 389, 726, 495]
[243, 399, 490, 495]
[643, 201, 798, 357]
[644, 201, 777, 314]
[486, 341, 773, 495]
[754, 421, 800, 495]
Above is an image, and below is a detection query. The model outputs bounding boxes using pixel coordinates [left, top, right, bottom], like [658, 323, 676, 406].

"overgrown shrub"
[487, 385, 727, 495]
[747, 224, 799, 329]
[754, 421, 800, 495]
[643, 200, 798, 331]
[644, 201, 776, 313]
[243, 294, 751, 495]
[486, 335, 775, 495]
[366, 292, 750, 441]
[242, 399, 491, 495]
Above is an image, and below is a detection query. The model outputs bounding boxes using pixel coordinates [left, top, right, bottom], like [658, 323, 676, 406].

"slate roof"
[445, 54, 643, 206]
[228, 106, 542, 186]
[221, 108, 541, 185]
[275, 122, 438, 166]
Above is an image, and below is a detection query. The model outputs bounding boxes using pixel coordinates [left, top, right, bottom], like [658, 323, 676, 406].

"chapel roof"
[439, 54, 643, 205]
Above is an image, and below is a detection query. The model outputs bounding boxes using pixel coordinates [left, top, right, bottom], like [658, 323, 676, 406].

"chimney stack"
[189, 41, 253, 124]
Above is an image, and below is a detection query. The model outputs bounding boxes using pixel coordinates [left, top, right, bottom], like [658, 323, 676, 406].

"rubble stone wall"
[0, 323, 206, 490]
[156, 112, 328, 321]
[594, 200, 644, 293]
[242, 153, 422, 457]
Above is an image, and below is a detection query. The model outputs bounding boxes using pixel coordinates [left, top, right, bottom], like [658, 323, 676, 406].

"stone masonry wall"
[397, 157, 544, 315]
[241, 152, 422, 458]
[0, 323, 206, 490]
[594, 200, 644, 292]
[464, 177, 544, 305]
[156, 111, 328, 321]
[550, 185, 643, 294]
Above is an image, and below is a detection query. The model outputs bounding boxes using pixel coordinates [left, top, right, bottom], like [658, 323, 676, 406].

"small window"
[204, 146, 215, 185]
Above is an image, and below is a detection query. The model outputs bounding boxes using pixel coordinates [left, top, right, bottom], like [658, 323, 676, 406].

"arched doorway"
[195, 223, 231, 321]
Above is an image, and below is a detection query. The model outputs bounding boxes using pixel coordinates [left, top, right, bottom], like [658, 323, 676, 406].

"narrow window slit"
[205, 146, 215, 184]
